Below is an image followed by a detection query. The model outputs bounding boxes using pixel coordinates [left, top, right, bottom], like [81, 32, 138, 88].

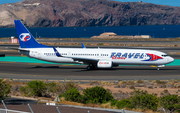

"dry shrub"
[101, 81, 107, 85]
[90, 81, 100, 85]
[160, 89, 170, 96]
[100, 102, 111, 108]
[118, 81, 126, 85]
[60, 97, 65, 102]
[144, 110, 159, 113]
[154, 83, 157, 86]
[61, 100, 84, 106]
[112, 106, 118, 109]
[132, 108, 143, 112]
[126, 81, 134, 85]
[106, 82, 114, 86]
[85, 103, 102, 108]
[137, 80, 144, 83]
[174, 83, 180, 88]
[156, 80, 166, 85]
[54, 81, 78, 94]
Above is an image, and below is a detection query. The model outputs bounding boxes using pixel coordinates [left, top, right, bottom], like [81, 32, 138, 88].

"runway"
[0, 61, 180, 80]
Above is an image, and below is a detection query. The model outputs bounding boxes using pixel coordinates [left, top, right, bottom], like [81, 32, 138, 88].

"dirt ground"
[78, 80, 180, 100]
[80, 84, 180, 95]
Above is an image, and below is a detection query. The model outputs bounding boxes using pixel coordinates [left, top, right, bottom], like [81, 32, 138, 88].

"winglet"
[81, 43, 86, 49]
[53, 47, 62, 57]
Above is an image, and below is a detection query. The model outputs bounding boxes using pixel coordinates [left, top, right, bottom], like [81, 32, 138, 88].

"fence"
[0, 108, 29, 113]
[0, 100, 30, 113]
[1, 100, 62, 113]
[1, 100, 126, 113]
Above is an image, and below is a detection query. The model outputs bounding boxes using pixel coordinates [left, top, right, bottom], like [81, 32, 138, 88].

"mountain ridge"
[0, 0, 180, 28]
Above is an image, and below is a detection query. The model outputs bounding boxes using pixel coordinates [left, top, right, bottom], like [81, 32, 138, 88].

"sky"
[0, 0, 180, 7]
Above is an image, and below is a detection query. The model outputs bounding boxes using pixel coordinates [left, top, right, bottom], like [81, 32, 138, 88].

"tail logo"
[19, 33, 31, 42]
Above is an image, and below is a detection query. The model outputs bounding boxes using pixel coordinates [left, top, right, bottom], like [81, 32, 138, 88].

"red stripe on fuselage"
[147, 53, 163, 61]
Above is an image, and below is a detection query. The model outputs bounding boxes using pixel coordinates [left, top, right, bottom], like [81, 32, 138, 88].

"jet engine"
[97, 60, 112, 68]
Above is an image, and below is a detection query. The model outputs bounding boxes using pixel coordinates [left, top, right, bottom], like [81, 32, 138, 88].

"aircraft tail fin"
[14, 20, 50, 48]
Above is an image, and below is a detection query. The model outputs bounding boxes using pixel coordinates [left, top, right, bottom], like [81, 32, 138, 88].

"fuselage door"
[30, 51, 36, 57]
[30, 50, 41, 58]
[68, 52, 71, 57]
[38, 51, 41, 58]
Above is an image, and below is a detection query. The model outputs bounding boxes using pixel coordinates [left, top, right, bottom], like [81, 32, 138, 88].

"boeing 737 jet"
[14, 20, 174, 70]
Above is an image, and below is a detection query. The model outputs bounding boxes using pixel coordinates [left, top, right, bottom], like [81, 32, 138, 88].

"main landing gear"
[87, 64, 96, 70]
[157, 67, 160, 70]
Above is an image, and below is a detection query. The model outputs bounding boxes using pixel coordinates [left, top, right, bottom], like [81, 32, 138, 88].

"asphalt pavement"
[0, 62, 180, 80]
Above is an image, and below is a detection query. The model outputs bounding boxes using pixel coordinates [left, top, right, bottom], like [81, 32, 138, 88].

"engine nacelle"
[97, 61, 112, 68]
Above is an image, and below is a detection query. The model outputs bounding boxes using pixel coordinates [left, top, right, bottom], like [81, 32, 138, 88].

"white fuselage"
[20, 48, 174, 67]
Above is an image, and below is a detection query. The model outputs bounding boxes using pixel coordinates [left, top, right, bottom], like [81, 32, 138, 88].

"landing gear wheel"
[87, 65, 96, 70]
[87, 66, 91, 70]
[157, 67, 160, 70]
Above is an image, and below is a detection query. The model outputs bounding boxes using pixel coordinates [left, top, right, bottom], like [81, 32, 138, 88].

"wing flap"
[72, 57, 99, 64]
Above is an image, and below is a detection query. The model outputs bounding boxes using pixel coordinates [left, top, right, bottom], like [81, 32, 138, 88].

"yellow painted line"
[21, 55, 27, 57]
[150, 65, 157, 67]
[62, 65, 73, 66]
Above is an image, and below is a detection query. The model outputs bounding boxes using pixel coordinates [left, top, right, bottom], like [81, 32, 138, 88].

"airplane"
[14, 20, 174, 70]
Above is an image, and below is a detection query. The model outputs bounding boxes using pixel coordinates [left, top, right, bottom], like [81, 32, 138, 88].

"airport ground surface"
[0, 50, 180, 81]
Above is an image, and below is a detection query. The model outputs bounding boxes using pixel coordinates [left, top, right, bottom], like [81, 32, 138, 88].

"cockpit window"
[161, 55, 168, 57]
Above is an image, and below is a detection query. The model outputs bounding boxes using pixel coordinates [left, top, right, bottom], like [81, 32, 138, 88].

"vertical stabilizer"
[14, 20, 50, 48]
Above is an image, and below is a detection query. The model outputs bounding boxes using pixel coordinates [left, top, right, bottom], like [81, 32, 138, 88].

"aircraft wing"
[53, 47, 99, 64]
[71, 57, 99, 64]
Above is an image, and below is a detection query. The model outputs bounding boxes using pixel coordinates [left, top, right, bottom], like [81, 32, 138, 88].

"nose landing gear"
[156, 65, 165, 70]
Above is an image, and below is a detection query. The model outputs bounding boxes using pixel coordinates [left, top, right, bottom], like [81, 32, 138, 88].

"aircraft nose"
[169, 57, 174, 63]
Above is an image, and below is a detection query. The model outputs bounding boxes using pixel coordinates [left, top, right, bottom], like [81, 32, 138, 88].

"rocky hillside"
[0, 0, 180, 28]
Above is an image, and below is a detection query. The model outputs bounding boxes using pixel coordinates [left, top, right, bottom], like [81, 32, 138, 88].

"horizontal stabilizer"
[6, 47, 30, 52]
